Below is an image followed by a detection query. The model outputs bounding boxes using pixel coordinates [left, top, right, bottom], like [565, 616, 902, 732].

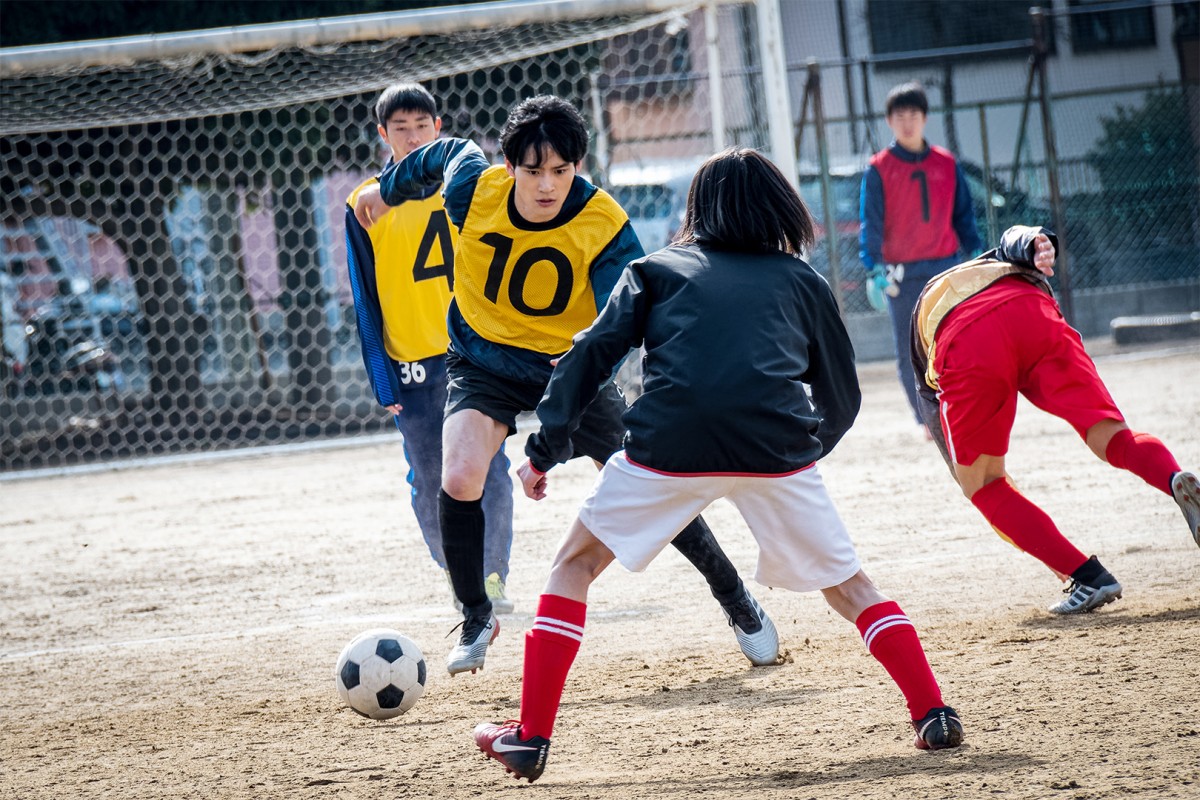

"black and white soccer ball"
[334, 629, 426, 720]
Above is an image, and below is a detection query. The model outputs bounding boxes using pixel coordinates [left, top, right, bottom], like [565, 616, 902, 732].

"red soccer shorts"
[933, 291, 1124, 466]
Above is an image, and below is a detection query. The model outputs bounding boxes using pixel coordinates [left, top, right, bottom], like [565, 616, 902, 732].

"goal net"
[0, 0, 772, 470]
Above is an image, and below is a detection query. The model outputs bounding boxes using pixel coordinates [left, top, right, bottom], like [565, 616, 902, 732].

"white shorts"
[578, 452, 861, 593]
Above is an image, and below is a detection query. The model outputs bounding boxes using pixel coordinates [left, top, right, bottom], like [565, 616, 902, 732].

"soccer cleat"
[445, 570, 463, 612]
[1170, 470, 1200, 548]
[721, 591, 780, 666]
[446, 612, 499, 675]
[912, 706, 964, 750]
[473, 721, 550, 783]
[485, 572, 515, 615]
[1048, 560, 1123, 615]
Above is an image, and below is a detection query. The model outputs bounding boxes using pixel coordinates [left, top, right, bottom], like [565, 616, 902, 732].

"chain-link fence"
[2, 0, 1197, 472]
[770, 2, 1200, 319]
[1, 0, 771, 471]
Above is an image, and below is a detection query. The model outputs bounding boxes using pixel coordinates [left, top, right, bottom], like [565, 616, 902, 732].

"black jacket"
[526, 243, 861, 474]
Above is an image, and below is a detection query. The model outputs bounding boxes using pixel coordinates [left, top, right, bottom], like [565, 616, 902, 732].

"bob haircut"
[374, 83, 438, 127]
[500, 95, 588, 168]
[885, 81, 929, 116]
[674, 148, 815, 256]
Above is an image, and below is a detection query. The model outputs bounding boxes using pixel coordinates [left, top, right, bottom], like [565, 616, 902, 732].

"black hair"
[374, 83, 438, 128]
[885, 81, 929, 116]
[674, 147, 815, 255]
[499, 95, 588, 167]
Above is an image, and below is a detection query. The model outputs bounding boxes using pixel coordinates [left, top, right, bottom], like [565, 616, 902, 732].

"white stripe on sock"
[862, 613, 907, 641]
[532, 616, 585, 643]
[534, 615, 584, 634]
[862, 616, 914, 651]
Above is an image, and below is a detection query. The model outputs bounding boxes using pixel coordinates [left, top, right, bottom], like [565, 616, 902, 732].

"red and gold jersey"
[914, 259, 1050, 391]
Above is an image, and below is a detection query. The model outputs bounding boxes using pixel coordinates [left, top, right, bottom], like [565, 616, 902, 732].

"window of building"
[1068, 0, 1157, 52]
[865, 0, 1040, 63]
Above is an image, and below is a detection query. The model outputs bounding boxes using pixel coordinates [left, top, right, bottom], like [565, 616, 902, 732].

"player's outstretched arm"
[377, 138, 489, 226]
[525, 265, 648, 475]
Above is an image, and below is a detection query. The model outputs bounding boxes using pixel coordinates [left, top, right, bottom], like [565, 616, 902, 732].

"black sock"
[440, 489, 490, 616]
[670, 515, 744, 604]
[1071, 555, 1115, 588]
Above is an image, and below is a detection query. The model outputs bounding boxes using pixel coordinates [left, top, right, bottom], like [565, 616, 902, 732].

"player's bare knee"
[822, 570, 887, 621]
[1085, 418, 1127, 462]
[546, 555, 598, 591]
[550, 522, 612, 581]
[441, 465, 486, 501]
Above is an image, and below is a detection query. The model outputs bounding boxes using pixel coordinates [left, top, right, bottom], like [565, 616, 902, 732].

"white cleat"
[446, 613, 499, 675]
[722, 592, 780, 666]
[1170, 470, 1200, 548]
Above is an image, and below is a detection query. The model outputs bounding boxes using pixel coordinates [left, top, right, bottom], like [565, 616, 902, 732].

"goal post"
[0, 0, 793, 471]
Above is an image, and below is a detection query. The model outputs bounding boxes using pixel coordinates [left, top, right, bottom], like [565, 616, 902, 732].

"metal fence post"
[808, 60, 844, 312]
[705, 1, 727, 152]
[1032, 6, 1075, 327]
[978, 104, 998, 246]
[756, 0, 797, 188]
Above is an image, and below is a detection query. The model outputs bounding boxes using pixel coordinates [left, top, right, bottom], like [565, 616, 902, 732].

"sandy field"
[2, 342, 1198, 800]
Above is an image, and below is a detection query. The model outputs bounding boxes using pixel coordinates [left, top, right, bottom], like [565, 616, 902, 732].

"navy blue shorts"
[445, 350, 628, 463]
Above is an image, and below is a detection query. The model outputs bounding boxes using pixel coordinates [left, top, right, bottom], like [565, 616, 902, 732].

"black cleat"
[473, 721, 550, 782]
[912, 706, 964, 750]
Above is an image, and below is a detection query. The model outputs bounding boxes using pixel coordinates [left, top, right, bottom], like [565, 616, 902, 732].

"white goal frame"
[0, 0, 796, 185]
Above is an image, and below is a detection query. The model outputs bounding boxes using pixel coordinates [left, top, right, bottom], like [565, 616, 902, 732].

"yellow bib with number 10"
[454, 165, 629, 355]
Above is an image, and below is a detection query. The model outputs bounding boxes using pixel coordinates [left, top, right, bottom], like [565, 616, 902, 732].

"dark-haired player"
[346, 83, 515, 615]
[355, 95, 778, 677]
[910, 225, 1200, 614]
[474, 148, 963, 783]
[860, 81, 983, 431]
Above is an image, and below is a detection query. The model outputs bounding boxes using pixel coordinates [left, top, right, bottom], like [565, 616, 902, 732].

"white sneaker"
[721, 591, 779, 666]
[446, 612, 499, 675]
[1048, 556, 1122, 614]
[1170, 470, 1200, 548]
[485, 572, 515, 615]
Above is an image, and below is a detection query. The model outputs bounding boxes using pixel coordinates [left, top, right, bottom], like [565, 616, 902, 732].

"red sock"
[855, 601, 943, 720]
[1105, 429, 1179, 496]
[519, 594, 586, 741]
[971, 479, 1089, 577]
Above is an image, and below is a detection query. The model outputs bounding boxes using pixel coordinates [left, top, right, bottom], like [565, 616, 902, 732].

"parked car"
[606, 158, 701, 254]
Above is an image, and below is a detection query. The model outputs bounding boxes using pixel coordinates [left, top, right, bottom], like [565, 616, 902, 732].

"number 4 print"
[412, 210, 454, 289]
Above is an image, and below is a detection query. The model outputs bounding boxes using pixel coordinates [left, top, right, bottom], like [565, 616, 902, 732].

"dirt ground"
[2, 342, 1199, 800]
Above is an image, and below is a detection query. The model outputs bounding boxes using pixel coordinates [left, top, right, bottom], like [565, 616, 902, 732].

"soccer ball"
[334, 629, 426, 720]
